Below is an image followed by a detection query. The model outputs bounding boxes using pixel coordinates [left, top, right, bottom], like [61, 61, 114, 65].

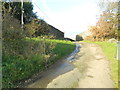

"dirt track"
[26, 42, 114, 88]
[76, 42, 114, 88]
[47, 42, 114, 88]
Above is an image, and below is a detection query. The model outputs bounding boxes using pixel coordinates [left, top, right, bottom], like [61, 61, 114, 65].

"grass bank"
[3, 38, 76, 88]
[83, 40, 118, 88]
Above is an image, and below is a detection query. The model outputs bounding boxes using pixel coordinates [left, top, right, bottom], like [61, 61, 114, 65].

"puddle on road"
[26, 44, 80, 88]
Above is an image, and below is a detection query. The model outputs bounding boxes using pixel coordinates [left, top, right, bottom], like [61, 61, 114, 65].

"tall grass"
[2, 38, 76, 88]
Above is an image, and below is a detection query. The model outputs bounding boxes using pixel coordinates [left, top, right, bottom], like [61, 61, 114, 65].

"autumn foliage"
[85, 1, 119, 41]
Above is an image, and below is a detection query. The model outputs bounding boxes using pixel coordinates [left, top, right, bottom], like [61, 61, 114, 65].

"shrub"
[2, 13, 25, 40]
[25, 19, 49, 37]
[2, 38, 56, 88]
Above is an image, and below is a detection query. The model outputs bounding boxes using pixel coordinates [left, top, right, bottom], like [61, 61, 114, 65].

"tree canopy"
[2, 1, 37, 23]
[85, 0, 119, 41]
[25, 18, 49, 37]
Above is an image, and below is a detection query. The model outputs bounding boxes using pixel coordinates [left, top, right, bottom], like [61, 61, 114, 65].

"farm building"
[48, 24, 64, 39]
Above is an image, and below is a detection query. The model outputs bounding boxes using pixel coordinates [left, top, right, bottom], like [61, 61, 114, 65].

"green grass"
[3, 38, 76, 88]
[83, 40, 118, 88]
[29, 38, 76, 61]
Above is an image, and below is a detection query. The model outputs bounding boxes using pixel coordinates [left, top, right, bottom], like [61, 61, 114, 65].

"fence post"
[117, 41, 120, 60]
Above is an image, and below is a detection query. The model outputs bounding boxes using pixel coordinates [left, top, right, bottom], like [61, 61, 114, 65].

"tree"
[97, 0, 119, 40]
[2, 12, 25, 40]
[86, 0, 119, 41]
[25, 18, 49, 37]
[2, 1, 37, 24]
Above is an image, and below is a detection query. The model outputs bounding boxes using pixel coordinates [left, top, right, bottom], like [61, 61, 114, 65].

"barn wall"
[76, 35, 83, 41]
[48, 25, 64, 39]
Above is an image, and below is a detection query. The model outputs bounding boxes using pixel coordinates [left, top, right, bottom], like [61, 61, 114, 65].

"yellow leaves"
[86, 9, 117, 41]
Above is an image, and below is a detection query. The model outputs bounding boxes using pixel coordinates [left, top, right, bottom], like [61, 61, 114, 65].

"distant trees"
[89, 11, 117, 40]
[85, 0, 119, 41]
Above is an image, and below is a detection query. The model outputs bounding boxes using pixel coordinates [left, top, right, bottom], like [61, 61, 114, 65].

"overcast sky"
[32, 0, 100, 39]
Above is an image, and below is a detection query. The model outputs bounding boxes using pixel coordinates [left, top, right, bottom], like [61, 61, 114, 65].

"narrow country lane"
[76, 42, 114, 88]
[25, 42, 114, 88]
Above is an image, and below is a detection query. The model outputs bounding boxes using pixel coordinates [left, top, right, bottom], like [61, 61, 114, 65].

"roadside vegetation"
[3, 38, 75, 88]
[2, 1, 75, 88]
